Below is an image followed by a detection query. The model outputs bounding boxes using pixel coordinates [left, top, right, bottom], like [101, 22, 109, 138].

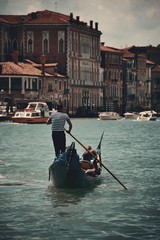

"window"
[32, 78, 37, 90]
[48, 83, 53, 91]
[39, 79, 42, 90]
[0, 78, 9, 90]
[59, 38, 64, 53]
[64, 80, 67, 90]
[42, 31, 49, 54]
[59, 81, 62, 91]
[12, 39, 18, 51]
[44, 39, 48, 53]
[27, 31, 34, 53]
[80, 35, 90, 56]
[28, 39, 32, 53]
[58, 31, 65, 54]
[11, 78, 22, 90]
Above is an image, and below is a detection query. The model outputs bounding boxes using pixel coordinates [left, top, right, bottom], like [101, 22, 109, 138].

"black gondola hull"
[49, 160, 102, 188]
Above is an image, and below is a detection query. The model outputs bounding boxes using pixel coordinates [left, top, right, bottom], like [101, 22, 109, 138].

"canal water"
[0, 118, 160, 239]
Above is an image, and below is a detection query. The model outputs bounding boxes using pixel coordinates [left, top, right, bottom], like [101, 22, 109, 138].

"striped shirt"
[50, 112, 70, 131]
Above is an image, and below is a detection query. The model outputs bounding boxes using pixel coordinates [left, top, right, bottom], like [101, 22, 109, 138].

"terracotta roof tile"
[152, 64, 160, 71]
[0, 10, 70, 25]
[25, 10, 70, 24]
[100, 45, 121, 53]
[0, 62, 52, 76]
[119, 49, 135, 58]
[146, 59, 155, 65]
[0, 15, 19, 23]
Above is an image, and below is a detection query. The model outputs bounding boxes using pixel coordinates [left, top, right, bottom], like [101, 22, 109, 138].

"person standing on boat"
[46, 104, 72, 157]
[40, 105, 45, 117]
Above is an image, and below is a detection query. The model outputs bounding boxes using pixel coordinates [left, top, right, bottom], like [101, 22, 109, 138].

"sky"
[0, 0, 160, 48]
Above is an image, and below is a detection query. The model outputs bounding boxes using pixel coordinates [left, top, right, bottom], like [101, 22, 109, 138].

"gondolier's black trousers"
[52, 131, 66, 157]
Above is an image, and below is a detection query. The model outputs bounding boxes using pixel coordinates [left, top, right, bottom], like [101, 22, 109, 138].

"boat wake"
[0, 179, 48, 187]
[0, 181, 28, 186]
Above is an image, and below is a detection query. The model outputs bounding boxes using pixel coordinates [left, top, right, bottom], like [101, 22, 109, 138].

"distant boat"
[136, 110, 157, 121]
[0, 113, 11, 121]
[0, 101, 16, 122]
[98, 112, 121, 120]
[124, 112, 139, 120]
[12, 102, 56, 124]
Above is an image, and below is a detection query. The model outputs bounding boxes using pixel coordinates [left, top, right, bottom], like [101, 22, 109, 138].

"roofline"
[0, 74, 54, 78]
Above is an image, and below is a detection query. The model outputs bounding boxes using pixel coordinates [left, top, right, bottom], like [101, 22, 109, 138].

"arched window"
[13, 39, 18, 51]
[20, 41, 24, 54]
[58, 31, 65, 54]
[28, 39, 32, 53]
[59, 38, 64, 53]
[44, 38, 48, 53]
[27, 31, 34, 53]
[42, 31, 49, 54]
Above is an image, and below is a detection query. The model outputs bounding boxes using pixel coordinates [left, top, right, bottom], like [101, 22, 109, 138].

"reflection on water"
[48, 184, 96, 206]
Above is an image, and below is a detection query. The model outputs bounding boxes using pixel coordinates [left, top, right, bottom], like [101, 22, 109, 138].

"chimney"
[70, 12, 73, 21]
[76, 16, 80, 23]
[95, 22, 98, 30]
[90, 20, 93, 29]
[12, 50, 19, 64]
[31, 12, 37, 20]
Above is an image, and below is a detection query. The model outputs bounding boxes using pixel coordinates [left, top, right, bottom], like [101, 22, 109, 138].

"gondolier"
[46, 104, 72, 157]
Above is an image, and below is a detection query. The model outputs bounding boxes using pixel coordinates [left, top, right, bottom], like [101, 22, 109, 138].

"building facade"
[120, 48, 154, 112]
[0, 59, 68, 111]
[0, 10, 102, 116]
[100, 44, 123, 113]
[151, 64, 160, 112]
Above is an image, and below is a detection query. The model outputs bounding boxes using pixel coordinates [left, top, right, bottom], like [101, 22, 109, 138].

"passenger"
[82, 146, 93, 161]
[40, 106, 45, 117]
[82, 146, 100, 176]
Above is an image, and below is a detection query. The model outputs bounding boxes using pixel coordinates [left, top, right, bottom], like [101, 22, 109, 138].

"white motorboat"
[0, 101, 16, 121]
[136, 110, 157, 121]
[124, 112, 139, 120]
[12, 102, 56, 124]
[98, 112, 122, 120]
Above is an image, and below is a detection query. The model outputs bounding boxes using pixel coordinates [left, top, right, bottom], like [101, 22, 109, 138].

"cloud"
[0, 0, 160, 47]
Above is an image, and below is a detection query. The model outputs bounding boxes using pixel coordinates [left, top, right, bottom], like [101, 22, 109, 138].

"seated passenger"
[82, 146, 93, 161]
[82, 146, 101, 176]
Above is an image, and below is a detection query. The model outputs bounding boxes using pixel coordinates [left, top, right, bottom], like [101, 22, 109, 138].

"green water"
[0, 119, 160, 239]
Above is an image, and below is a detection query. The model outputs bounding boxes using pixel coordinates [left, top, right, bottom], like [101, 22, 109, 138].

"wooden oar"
[66, 130, 128, 190]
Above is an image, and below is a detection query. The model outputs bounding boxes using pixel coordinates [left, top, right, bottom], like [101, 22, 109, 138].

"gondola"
[48, 133, 104, 188]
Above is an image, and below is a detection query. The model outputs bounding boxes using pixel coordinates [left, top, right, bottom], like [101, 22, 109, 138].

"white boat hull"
[136, 110, 157, 121]
[99, 112, 121, 120]
[124, 112, 139, 120]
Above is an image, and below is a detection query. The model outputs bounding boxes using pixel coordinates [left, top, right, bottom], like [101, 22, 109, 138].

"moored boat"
[11, 102, 56, 124]
[98, 111, 121, 120]
[49, 140, 103, 188]
[0, 101, 16, 122]
[0, 113, 12, 121]
[124, 112, 139, 120]
[136, 110, 157, 121]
